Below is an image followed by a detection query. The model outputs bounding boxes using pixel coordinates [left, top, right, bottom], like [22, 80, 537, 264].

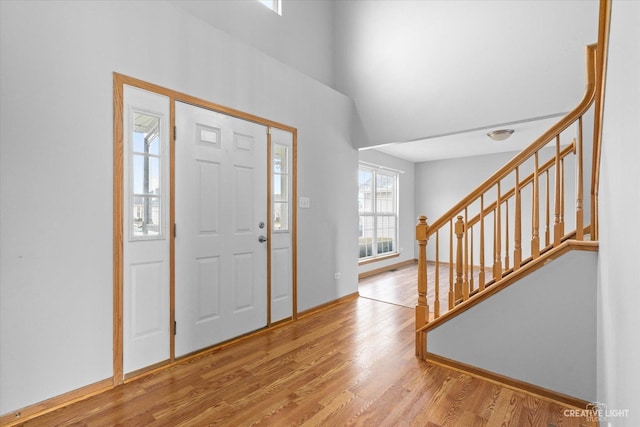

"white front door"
[122, 86, 171, 374]
[175, 102, 268, 357]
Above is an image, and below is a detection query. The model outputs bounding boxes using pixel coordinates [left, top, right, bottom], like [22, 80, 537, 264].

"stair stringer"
[425, 245, 598, 402]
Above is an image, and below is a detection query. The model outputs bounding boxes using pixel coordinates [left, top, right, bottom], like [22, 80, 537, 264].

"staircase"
[414, 40, 604, 370]
[412, 0, 617, 402]
[412, 35, 611, 405]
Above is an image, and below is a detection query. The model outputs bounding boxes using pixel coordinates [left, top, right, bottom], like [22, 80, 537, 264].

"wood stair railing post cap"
[416, 216, 429, 241]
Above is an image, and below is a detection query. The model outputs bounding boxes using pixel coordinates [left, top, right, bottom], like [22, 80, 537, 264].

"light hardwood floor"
[359, 262, 494, 311]
[359, 262, 420, 308]
[17, 288, 591, 426]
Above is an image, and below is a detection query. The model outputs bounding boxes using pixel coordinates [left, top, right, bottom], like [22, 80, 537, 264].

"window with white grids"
[359, 165, 398, 260]
[130, 111, 164, 239]
[273, 143, 289, 231]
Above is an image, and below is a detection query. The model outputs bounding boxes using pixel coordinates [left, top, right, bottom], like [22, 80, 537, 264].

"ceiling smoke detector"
[487, 129, 515, 141]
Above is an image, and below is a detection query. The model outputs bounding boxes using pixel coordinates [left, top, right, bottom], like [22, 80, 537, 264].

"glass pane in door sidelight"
[131, 111, 163, 239]
[273, 143, 289, 231]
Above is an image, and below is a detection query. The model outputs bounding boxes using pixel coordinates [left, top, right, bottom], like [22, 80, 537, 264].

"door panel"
[122, 86, 171, 375]
[175, 102, 268, 357]
[272, 246, 292, 306]
[131, 261, 164, 338]
[196, 256, 221, 322]
[198, 161, 220, 233]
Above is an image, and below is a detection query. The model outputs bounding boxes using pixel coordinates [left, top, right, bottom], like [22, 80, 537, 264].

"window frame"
[358, 164, 399, 263]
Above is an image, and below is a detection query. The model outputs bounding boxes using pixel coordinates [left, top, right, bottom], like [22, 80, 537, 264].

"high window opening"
[358, 164, 398, 261]
[259, 0, 282, 15]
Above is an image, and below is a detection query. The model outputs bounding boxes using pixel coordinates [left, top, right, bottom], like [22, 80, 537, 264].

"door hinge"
[174, 125, 177, 140]
[174, 321, 177, 336]
[174, 223, 177, 238]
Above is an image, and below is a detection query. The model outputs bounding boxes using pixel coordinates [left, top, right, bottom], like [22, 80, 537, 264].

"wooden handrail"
[590, 0, 612, 240]
[425, 44, 597, 237]
[465, 142, 576, 228]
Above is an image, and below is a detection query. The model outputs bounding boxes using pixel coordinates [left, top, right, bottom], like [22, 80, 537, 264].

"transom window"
[259, 0, 282, 15]
[358, 165, 398, 261]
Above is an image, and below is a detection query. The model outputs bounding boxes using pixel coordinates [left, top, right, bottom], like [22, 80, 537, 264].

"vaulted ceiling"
[176, 0, 600, 162]
[333, 0, 599, 160]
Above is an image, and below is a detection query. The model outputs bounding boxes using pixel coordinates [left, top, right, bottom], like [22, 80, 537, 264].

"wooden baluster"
[545, 170, 550, 247]
[560, 156, 565, 238]
[493, 183, 503, 281]
[591, 187, 599, 241]
[470, 225, 475, 293]
[449, 220, 454, 310]
[479, 195, 486, 290]
[554, 135, 562, 246]
[434, 230, 440, 318]
[455, 216, 464, 302]
[532, 151, 540, 258]
[504, 200, 510, 271]
[463, 209, 469, 300]
[415, 216, 429, 357]
[514, 167, 522, 270]
[576, 118, 584, 240]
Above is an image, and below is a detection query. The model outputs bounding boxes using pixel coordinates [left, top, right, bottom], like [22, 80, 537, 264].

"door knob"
[258, 235, 268, 243]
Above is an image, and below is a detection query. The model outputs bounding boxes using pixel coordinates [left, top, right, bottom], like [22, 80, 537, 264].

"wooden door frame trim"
[113, 72, 298, 384]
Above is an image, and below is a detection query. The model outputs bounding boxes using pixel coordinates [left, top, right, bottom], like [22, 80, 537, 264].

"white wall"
[172, 0, 335, 88]
[415, 151, 517, 222]
[358, 149, 416, 275]
[597, 1, 640, 425]
[428, 250, 598, 402]
[0, 0, 357, 414]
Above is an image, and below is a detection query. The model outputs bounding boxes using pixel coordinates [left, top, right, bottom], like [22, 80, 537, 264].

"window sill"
[358, 252, 399, 266]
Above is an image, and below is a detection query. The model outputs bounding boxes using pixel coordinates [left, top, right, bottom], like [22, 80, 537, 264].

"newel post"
[416, 216, 429, 357]
[454, 216, 465, 302]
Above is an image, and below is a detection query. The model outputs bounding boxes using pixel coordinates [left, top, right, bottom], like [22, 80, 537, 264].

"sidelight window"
[131, 111, 163, 239]
[273, 143, 289, 231]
